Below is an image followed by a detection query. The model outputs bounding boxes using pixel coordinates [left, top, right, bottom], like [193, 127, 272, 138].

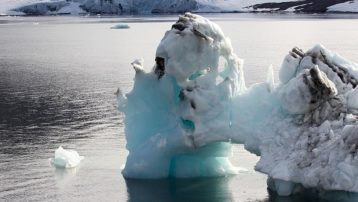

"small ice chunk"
[50, 146, 84, 168]
[110, 24, 130, 29]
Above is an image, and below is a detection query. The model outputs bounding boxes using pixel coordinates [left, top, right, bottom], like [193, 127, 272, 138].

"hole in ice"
[190, 100, 196, 109]
[180, 118, 195, 131]
[172, 22, 186, 31]
[186, 86, 193, 92]
[179, 89, 185, 100]
[155, 57, 165, 79]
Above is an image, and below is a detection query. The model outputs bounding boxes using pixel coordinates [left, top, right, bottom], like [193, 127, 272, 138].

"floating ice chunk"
[110, 24, 130, 29]
[50, 146, 84, 169]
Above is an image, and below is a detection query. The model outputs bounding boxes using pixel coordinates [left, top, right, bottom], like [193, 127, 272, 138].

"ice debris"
[110, 24, 130, 29]
[117, 13, 358, 196]
[50, 146, 84, 169]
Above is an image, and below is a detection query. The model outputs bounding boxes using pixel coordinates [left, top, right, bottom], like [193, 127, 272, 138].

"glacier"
[117, 13, 358, 197]
[328, 1, 358, 13]
[1, 0, 358, 15]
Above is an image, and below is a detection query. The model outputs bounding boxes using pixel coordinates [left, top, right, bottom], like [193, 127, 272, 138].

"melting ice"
[117, 13, 358, 197]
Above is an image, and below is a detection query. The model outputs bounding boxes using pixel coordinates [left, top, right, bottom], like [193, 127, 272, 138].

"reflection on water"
[125, 177, 358, 202]
[54, 166, 79, 185]
[268, 189, 358, 202]
[126, 177, 234, 202]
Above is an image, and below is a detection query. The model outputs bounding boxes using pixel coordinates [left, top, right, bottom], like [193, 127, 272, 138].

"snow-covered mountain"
[0, 0, 357, 15]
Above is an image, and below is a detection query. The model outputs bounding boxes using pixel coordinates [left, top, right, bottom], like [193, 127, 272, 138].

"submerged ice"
[117, 13, 358, 196]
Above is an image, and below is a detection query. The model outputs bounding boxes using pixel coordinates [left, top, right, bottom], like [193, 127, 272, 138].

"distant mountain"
[247, 0, 358, 13]
[0, 0, 357, 16]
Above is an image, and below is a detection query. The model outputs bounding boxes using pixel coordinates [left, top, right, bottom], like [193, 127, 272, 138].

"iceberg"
[117, 13, 358, 197]
[50, 146, 84, 168]
[118, 13, 244, 178]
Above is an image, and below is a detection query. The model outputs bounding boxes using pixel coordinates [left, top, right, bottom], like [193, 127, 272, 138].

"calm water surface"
[1, 14, 358, 202]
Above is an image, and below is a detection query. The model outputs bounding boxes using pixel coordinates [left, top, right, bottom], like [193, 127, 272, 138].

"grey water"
[1, 13, 358, 202]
